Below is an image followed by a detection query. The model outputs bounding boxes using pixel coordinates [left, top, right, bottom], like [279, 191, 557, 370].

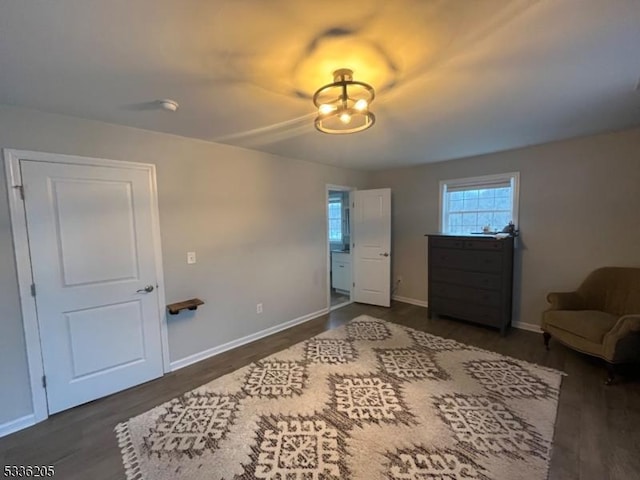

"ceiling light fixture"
[313, 69, 375, 134]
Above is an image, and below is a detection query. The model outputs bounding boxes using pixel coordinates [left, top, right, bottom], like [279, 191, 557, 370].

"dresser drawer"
[430, 268, 501, 290]
[430, 248, 503, 273]
[429, 236, 505, 251]
[429, 297, 502, 327]
[429, 236, 465, 249]
[463, 239, 503, 250]
[430, 282, 501, 307]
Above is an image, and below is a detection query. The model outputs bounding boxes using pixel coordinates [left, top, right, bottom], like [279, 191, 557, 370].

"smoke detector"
[159, 99, 179, 112]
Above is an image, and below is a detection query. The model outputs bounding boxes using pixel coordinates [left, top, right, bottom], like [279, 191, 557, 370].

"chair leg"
[605, 363, 616, 385]
[543, 332, 551, 350]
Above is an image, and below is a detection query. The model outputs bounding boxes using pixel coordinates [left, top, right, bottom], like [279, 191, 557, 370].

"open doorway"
[326, 185, 353, 310]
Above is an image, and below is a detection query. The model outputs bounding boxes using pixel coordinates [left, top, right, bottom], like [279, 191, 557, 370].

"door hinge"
[30, 283, 36, 297]
[13, 185, 24, 200]
[42, 375, 47, 389]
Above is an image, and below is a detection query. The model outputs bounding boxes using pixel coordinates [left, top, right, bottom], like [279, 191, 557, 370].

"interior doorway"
[326, 185, 354, 311]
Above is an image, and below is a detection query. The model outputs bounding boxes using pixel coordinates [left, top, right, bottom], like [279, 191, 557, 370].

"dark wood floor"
[1, 301, 639, 480]
[330, 289, 350, 307]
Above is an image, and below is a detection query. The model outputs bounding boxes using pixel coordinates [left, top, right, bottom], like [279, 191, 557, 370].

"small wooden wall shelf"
[167, 298, 204, 315]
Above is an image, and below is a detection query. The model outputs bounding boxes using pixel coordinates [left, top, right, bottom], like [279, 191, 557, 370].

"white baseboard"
[0, 414, 35, 438]
[511, 321, 542, 333]
[392, 295, 429, 308]
[330, 300, 353, 312]
[170, 308, 330, 371]
[391, 296, 540, 333]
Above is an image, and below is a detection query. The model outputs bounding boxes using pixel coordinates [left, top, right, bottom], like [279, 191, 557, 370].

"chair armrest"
[546, 291, 585, 310]
[603, 314, 640, 362]
[604, 314, 640, 342]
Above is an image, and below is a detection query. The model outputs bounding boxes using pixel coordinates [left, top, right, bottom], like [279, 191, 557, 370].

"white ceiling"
[1, 0, 639, 170]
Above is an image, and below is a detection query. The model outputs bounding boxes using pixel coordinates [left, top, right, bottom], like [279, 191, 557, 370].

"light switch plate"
[187, 251, 196, 264]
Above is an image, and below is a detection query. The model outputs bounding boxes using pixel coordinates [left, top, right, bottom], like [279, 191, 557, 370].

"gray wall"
[0, 105, 368, 425]
[369, 127, 640, 328]
[3, 102, 639, 429]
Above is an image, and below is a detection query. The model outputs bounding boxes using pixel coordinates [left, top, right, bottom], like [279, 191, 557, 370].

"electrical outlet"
[256, 303, 263, 314]
[187, 251, 196, 264]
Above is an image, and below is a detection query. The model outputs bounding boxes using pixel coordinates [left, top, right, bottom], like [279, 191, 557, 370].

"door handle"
[379, 252, 390, 257]
[136, 285, 155, 293]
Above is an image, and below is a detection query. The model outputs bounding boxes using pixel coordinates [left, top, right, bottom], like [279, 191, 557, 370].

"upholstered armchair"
[541, 267, 640, 383]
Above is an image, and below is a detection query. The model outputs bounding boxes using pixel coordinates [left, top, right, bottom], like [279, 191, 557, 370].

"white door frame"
[326, 184, 355, 311]
[3, 149, 170, 423]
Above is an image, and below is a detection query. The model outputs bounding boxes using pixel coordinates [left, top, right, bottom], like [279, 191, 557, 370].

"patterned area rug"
[116, 315, 563, 479]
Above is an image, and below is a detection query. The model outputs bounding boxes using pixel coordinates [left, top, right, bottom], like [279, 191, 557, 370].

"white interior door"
[21, 159, 164, 414]
[352, 188, 391, 307]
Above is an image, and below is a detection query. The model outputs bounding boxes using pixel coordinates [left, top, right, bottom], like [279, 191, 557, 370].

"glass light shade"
[339, 112, 352, 124]
[354, 99, 368, 111]
[318, 104, 336, 115]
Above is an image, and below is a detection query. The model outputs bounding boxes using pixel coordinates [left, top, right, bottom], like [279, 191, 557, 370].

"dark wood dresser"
[426, 234, 514, 335]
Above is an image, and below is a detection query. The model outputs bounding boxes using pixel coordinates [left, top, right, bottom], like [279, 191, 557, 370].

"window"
[328, 198, 343, 242]
[440, 172, 519, 235]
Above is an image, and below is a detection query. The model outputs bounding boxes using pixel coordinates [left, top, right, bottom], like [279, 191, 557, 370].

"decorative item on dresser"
[426, 234, 515, 335]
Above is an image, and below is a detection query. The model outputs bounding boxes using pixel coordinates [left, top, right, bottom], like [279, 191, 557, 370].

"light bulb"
[340, 112, 352, 124]
[354, 99, 368, 111]
[318, 104, 335, 115]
